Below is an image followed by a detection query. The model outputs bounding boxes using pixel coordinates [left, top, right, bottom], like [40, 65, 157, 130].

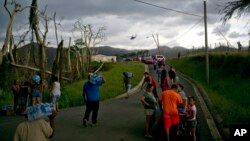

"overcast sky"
[0, 0, 249, 50]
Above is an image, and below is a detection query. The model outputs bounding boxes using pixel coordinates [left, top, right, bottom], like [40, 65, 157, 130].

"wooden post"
[204, 1, 209, 84]
[248, 40, 250, 54]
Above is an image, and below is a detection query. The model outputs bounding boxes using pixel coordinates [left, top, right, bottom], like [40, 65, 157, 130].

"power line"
[207, 18, 233, 46]
[165, 17, 204, 45]
[134, 0, 203, 18]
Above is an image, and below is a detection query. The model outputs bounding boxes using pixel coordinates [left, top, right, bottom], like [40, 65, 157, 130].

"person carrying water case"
[125, 72, 133, 78]
[89, 73, 103, 85]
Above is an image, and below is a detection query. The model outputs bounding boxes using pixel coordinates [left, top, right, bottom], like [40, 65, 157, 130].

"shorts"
[187, 120, 197, 128]
[32, 90, 42, 97]
[178, 107, 186, 114]
[163, 115, 180, 129]
[51, 95, 60, 103]
[144, 109, 155, 116]
[125, 84, 131, 92]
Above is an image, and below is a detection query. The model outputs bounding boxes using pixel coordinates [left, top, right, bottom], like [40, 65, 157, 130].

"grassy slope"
[168, 54, 250, 125]
[57, 62, 144, 108]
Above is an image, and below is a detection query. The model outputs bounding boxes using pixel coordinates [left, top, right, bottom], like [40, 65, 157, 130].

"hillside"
[96, 45, 189, 58]
[148, 45, 188, 57]
[17, 43, 189, 64]
[168, 54, 250, 125]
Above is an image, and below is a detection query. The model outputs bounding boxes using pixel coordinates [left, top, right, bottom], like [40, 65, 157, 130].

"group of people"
[12, 74, 61, 141]
[75, 67, 197, 141]
[140, 65, 197, 141]
[12, 66, 196, 141]
[11, 75, 61, 114]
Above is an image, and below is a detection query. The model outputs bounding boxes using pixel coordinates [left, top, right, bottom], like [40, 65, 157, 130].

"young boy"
[186, 96, 197, 141]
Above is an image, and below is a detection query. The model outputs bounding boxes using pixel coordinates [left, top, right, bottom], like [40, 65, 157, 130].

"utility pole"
[152, 34, 160, 54]
[204, 1, 209, 83]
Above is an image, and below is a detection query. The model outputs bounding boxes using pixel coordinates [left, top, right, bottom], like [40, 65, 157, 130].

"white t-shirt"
[52, 81, 61, 96]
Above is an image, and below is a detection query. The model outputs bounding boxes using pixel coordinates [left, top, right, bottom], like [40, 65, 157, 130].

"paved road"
[0, 64, 215, 141]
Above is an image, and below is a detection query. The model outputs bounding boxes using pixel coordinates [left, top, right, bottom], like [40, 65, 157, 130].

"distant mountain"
[17, 43, 189, 66]
[95, 46, 132, 56]
[148, 46, 188, 57]
[17, 43, 56, 67]
[96, 45, 189, 57]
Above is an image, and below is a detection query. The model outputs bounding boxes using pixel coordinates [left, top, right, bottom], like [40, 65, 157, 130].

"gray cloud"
[0, 0, 246, 49]
[228, 32, 247, 38]
[212, 23, 231, 36]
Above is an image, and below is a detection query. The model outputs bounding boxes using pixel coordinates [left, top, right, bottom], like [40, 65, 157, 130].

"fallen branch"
[94, 62, 105, 73]
[10, 63, 71, 81]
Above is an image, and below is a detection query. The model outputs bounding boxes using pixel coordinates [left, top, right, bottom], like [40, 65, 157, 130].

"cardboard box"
[0, 110, 15, 116]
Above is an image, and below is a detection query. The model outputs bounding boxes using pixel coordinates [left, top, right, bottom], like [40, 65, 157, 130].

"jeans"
[84, 101, 99, 124]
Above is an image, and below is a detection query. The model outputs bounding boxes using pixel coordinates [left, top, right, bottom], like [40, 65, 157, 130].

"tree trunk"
[76, 54, 80, 78]
[33, 25, 46, 81]
[248, 40, 250, 54]
[9, 33, 15, 63]
[68, 37, 72, 72]
[2, 8, 18, 57]
[59, 41, 64, 83]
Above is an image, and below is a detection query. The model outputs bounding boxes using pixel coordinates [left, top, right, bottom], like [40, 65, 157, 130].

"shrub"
[0, 89, 13, 108]
[0, 56, 9, 90]
[168, 54, 250, 124]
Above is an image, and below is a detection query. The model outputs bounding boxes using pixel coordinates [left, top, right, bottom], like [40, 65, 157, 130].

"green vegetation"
[0, 89, 13, 108]
[50, 62, 144, 108]
[168, 54, 250, 125]
[0, 56, 9, 90]
[0, 62, 144, 109]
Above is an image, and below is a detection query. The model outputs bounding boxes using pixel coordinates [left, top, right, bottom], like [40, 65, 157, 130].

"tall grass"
[57, 62, 144, 108]
[168, 54, 250, 125]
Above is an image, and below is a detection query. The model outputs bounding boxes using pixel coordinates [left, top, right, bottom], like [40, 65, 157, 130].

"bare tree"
[2, 0, 21, 63]
[72, 20, 106, 74]
[29, 0, 49, 81]
[52, 12, 64, 81]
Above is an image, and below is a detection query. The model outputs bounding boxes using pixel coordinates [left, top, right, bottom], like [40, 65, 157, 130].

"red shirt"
[145, 76, 156, 87]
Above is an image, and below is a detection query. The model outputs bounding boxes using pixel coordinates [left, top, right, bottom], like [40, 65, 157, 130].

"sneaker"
[83, 119, 88, 127]
[145, 134, 153, 139]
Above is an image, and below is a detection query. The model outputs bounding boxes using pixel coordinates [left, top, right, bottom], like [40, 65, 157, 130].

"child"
[178, 84, 187, 114]
[31, 75, 42, 106]
[140, 83, 157, 139]
[186, 96, 197, 141]
[51, 76, 61, 112]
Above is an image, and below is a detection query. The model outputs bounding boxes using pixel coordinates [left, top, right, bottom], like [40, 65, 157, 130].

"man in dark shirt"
[82, 74, 105, 127]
